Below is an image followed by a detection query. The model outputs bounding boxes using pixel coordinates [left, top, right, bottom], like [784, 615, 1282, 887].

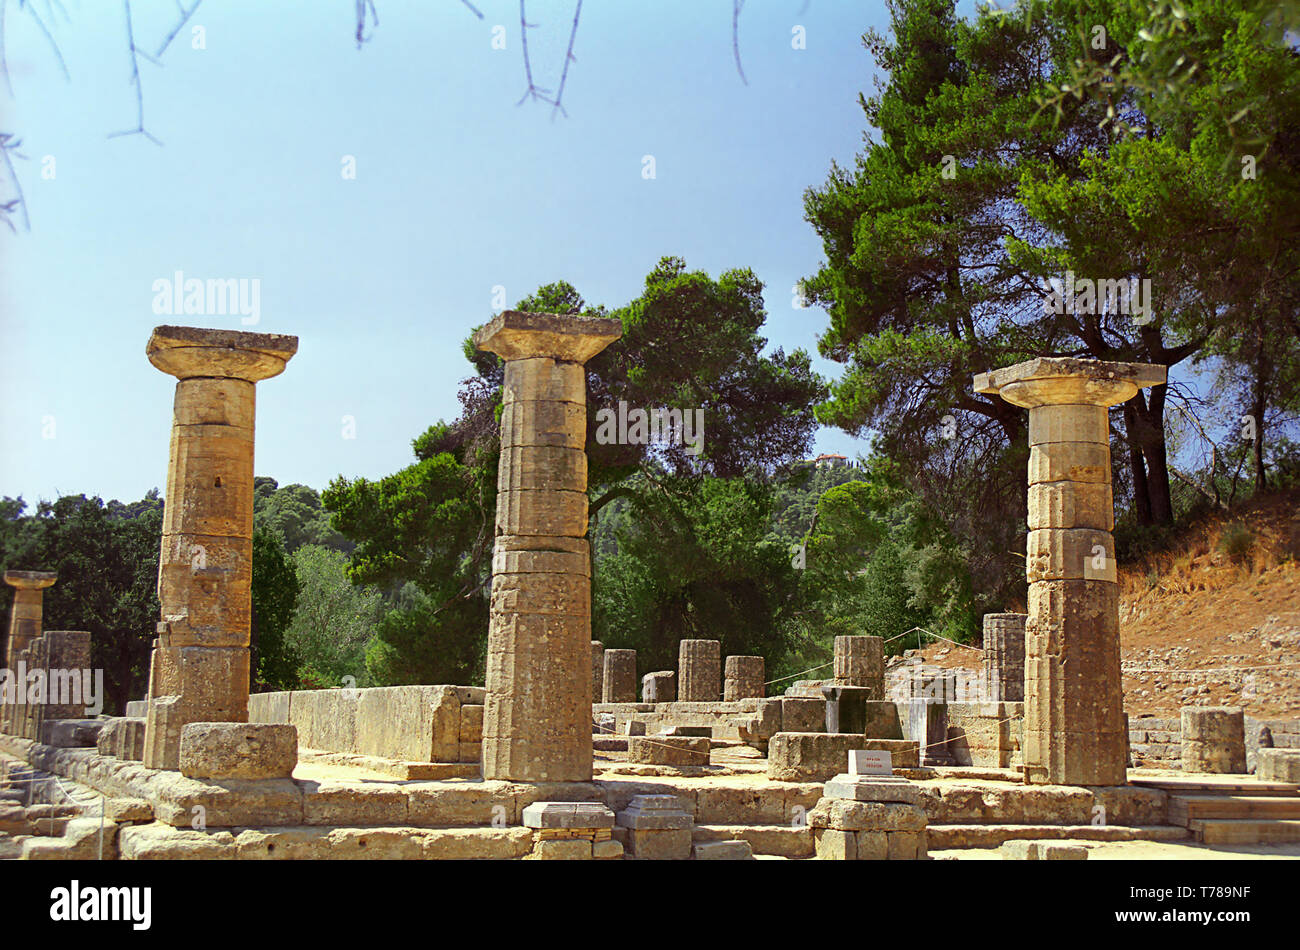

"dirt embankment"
[916, 490, 1300, 720]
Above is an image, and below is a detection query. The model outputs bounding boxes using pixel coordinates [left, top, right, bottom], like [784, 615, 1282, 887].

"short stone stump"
[766, 733, 919, 782]
[1257, 748, 1300, 784]
[1181, 706, 1246, 774]
[178, 722, 298, 780]
[627, 735, 710, 766]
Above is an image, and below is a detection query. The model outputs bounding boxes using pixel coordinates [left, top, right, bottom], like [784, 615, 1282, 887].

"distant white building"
[812, 453, 851, 469]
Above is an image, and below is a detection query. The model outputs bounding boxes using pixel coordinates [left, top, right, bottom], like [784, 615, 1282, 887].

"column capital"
[3, 570, 56, 591]
[974, 357, 1165, 408]
[148, 325, 299, 382]
[474, 310, 622, 363]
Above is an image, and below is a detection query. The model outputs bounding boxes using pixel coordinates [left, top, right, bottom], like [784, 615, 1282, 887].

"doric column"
[2, 571, 55, 734]
[678, 639, 721, 702]
[976, 357, 1164, 786]
[4, 571, 56, 670]
[142, 325, 298, 770]
[724, 655, 764, 701]
[982, 612, 1027, 702]
[476, 311, 621, 783]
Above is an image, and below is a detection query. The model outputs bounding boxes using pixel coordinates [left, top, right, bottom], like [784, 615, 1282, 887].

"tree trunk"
[1125, 391, 1174, 524]
[1252, 388, 1267, 494]
[1123, 403, 1152, 525]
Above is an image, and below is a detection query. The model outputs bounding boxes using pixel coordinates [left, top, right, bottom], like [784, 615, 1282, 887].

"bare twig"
[550, 0, 582, 120]
[155, 0, 202, 59]
[108, 0, 162, 145]
[516, 0, 554, 106]
[732, 0, 748, 85]
[20, 0, 69, 80]
[0, 132, 29, 231]
[355, 0, 377, 50]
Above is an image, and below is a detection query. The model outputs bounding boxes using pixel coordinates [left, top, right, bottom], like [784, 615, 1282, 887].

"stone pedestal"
[477, 311, 621, 783]
[523, 802, 621, 860]
[678, 639, 721, 702]
[833, 636, 884, 697]
[602, 650, 638, 703]
[142, 325, 298, 770]
[976, 357, 1165, 786]
[809, 767, 927, 861]
[617, 795, 693, 860]
[642, 670, 675, 703]
[723, 655, 764, 701]
[982, 612, 1027, 702]
[590, 641, 604, 704]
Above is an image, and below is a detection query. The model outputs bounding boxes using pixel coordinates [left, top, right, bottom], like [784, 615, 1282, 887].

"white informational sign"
[849, 749, 892, 776]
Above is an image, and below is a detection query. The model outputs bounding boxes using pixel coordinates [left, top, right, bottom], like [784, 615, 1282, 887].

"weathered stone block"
[627, 735, 710, 767]
[178, 722, 298, 780]
[780, 697, 826, 733]
[767, 733, 919, 782]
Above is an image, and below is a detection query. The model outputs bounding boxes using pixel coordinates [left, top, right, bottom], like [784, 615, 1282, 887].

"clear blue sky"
[0, 0, 986, 504]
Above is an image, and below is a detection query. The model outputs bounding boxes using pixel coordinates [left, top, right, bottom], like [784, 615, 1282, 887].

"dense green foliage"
[802, 0, 1300, 600]
[250, 528, 301, 690]
[283, 545, 382, 689]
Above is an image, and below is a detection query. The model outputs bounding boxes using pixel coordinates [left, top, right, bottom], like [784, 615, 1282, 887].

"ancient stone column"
[477, 311, 621, 783]
[42, 631, 92, 721]
[4, 571, 56, 670]
[591, 641, 604, 705]
[678, 639, 721, 702]
[602, 650, 637, 704]
[724, 655, 764, 701]
[142, 326, 298, 770]
[2, 571, 55, 734]
[975, 358, 1165, 786]
[982, 613, 1027, 702]
[834, 635, 884, 697]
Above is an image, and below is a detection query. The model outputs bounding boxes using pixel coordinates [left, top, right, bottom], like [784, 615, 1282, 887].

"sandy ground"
[933, 839, 1300, 860]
